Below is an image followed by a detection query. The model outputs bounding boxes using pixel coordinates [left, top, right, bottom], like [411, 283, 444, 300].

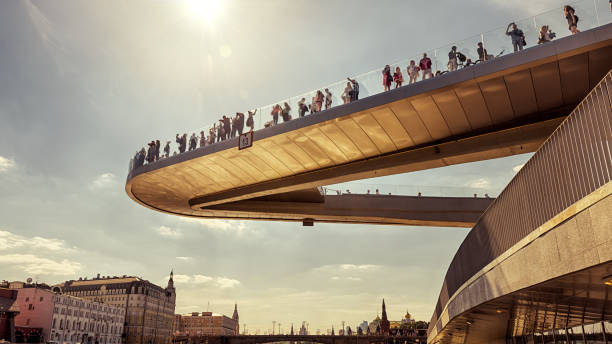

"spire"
[233, 303, 239, 320]
[167, 270, 175, 290]
[381, 299, 388, 321]
[331, 325, 335, 336]
[290, 324, 294, 336]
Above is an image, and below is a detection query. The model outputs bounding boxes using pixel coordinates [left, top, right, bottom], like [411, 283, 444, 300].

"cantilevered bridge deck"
[126, 24, 612, 224]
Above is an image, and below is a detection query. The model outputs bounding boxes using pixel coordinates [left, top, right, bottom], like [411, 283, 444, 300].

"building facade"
[13, 286, 124, 344]
[174, 312, 238, 336]
[0, 288, 19, 343]
[56, 272, 176, 344]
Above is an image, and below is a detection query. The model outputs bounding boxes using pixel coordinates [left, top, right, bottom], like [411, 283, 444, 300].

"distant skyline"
[0, 0, 570, 332]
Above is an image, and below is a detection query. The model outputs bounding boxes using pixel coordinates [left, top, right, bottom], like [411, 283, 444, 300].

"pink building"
[14, 287, 125, 344]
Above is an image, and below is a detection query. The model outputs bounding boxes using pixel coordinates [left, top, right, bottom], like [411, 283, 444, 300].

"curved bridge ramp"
[126, 24, 612, 224]
[427, 70, 612, 343]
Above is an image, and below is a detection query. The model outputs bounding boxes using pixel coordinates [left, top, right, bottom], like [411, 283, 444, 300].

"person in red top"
[393, 67, 404, 88]
[382, 65, 392, 91]
[419, 53, 432, 80]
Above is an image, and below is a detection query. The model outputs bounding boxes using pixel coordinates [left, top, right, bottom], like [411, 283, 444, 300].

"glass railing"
[129, 0, 612, 173]
[322, 183, 494, 198]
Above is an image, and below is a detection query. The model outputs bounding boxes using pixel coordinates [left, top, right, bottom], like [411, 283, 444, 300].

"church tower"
[165, 270, 176, 304]
[380, 299, 390, 335]
[232, 303, 239, 334]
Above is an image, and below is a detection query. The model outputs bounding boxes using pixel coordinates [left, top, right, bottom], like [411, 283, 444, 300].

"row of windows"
[53, 307, 123, 321]
[52, 318, 123, 334]
[50, 331, 122, 344]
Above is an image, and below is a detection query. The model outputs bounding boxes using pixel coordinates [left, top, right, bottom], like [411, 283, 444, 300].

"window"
[25, 297, 29, 302]
[53, 318, 56, 329]
[60, 319, 64, 330]
[28, 304, 34, 310]
[26, 319, 30, 325]
[40, 297, 43, 302]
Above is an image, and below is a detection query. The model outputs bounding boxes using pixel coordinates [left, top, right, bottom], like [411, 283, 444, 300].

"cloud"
[513, 164, 525, 173]
[0, 230, 72, 251]
[176, 256, 192, 261]
[0, 254, 81, 275]
[467, 178, 490, 189]
[330, 276, 362, 282]
[157, 226, 182, 238]
[90, 173, 117, 190]
[0, 156, 16, 173]
[172, 274, 241, 289]
[178, 218, 250, 234]
[216, 277, 241, 289]
[314, 264, 381, 273]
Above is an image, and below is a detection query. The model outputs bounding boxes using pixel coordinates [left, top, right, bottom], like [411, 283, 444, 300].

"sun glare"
[185, 0, 225, 23]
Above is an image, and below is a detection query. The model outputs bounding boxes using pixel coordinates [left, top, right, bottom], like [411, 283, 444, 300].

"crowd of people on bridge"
[131, 5, 587, 171]
[377, 5, 582, 89]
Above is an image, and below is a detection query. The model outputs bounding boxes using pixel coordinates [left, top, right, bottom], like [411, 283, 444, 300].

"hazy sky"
[0, 0, 576, 334]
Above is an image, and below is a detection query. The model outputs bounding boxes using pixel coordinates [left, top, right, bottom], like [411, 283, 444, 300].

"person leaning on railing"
[538, 25, 556, 44]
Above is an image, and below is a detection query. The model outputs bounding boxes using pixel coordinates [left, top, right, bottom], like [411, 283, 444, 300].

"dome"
[404, 310, 411, 319]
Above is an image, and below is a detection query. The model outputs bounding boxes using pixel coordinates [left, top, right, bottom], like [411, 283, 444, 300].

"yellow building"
[54, 272, 176, 344]
[173, 310, 238, 336]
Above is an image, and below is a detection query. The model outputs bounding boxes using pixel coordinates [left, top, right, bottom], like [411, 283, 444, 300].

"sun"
[184, 0, 225, 23]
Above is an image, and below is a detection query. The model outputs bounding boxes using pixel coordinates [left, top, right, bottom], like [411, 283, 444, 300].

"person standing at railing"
[297, 98, 308, 117]
[419, 54, 432, 80]
[246, 109, 256, 131]
[189, 133, 197, 151]
[199, 131, 206, 148]
[505, 23, 525, 52]
[382, 65, 392, 91]
[315, 90, 324, 112]
[563, 5, 579, 34]
[342, 82, 352, 104]
[176, 133, 187, 153]
[477, 42, 494, 61]
[393, 67, 403, 88]
[217, 120, 225, 142]
[347, 77, 359, 101]
[309, 95, 317, 114]
[324, 89, 332, 109]
[208, 127, 216, 144]
[231, 115, 238, 138]
[135, 148, 146, 168]
[281, 102, 292, 122]
[271, 104, 280, 124]
[236, 112, 245, 135]
[146, 141, 156, 163]
[407, 60, 419, 84]
[447, 46, 459, 72]
[223, 115, 231, 139]
[155, 140, 160, 161]
[163, 141, 170, 158]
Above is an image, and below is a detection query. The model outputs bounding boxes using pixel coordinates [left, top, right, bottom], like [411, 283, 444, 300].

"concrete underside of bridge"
[126, 24, 612, 224]
[200, 192, 494, 227]
[428, 186, 612, 344]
